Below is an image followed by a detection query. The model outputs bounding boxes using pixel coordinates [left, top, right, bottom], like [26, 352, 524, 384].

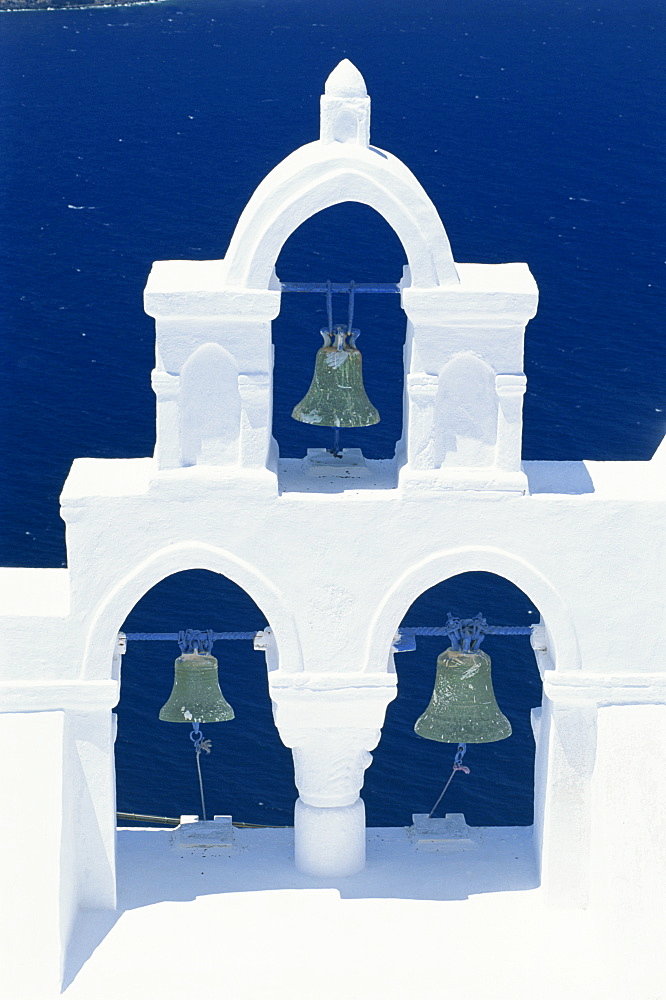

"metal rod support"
[123, 624, 534, 643]
[124, 632, 258, 641]
[401, 625, 534, 637]
[280, 282, 399, 294]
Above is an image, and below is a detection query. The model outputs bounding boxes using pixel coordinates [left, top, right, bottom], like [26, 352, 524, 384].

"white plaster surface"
[54, 824, 630, 1000]
[589, 704, 666, 1000]
[0, 567, 70, 616]
[0, 713, 69, 1000]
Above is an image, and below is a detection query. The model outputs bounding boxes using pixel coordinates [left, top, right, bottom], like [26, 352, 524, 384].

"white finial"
[320, 61, 370, 146]
[324, 60, 368, 99]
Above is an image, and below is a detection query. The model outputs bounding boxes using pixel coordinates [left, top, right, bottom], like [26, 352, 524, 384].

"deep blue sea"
[1, 0, 664, 828]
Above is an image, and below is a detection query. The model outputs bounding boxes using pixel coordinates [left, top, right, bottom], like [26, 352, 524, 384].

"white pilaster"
[151, 369, 180, 470]
[495, 373, 528, 475]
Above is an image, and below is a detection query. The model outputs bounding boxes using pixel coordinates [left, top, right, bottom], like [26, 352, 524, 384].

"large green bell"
[158, 651, 235, 724]
[291, 325, 380, 428]
[414, 647, 512, 743]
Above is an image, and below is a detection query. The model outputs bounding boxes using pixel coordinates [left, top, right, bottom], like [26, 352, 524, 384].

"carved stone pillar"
[285, 727, 380, 877]
[290, 728, 377, 808]
[268, 669, 396, 878]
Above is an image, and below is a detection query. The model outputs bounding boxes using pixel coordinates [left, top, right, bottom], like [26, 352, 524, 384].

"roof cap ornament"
[324, 59, 368, 98]
[320, 60, 371, 146]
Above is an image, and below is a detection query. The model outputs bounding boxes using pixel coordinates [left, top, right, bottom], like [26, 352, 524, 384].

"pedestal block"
[294, 797, 366, 877]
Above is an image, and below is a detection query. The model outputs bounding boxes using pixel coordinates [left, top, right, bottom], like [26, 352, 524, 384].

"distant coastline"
[1, 0, 166, 9]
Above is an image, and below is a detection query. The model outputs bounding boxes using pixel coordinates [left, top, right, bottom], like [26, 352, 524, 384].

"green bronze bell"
[414, 647, 512, 743]
[292, 325, 380, 428]
[158, 650, 235, 724]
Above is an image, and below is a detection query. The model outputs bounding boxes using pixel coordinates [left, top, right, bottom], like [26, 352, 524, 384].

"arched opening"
[115, 569, 294, 826]
[224, 152, 457, 291]
[365, 572, 542, 829]
[272, 202, 407, 460]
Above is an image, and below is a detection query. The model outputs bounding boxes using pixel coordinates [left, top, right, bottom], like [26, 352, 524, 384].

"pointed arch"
[223, 143, 459, 290]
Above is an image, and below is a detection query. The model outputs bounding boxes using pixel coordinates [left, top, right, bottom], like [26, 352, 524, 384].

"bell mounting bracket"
[444, 614, 489, 652]
[178, 629, 215, 654]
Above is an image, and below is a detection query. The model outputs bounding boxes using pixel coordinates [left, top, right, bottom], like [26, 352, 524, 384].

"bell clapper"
[427, 743, 470, 819]
[189, 721, 212, 822]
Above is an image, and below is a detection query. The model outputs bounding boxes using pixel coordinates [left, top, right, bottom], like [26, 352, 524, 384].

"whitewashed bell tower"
[0, 61, 664, 1000]
[145, 58, 534, 493]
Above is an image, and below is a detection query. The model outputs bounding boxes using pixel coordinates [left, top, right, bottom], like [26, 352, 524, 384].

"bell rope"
[427, 743, 470, 819]
[190, 721, 212, 822]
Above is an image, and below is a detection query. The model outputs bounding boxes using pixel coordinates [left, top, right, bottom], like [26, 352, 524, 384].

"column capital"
[282, 727, 380, 808]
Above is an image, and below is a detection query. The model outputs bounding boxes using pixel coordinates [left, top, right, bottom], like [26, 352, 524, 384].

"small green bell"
[158, 650, 235, 724]
[292, 325, 380, 428]
[414, 647, 512, 743]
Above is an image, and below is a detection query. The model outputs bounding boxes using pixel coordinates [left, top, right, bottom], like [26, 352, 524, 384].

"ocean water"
[1, 0, 663, 827]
